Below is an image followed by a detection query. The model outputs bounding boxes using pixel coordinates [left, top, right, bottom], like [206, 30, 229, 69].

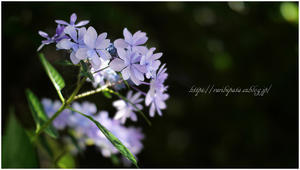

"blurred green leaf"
[39, 53, 65, 102]
[54, 59, 74, 66]
[2, 107, 39, 168]
[280, 2, 298, 23]
[102, 90, 112, 99]
[110, 154, 121, 166]
[25, 89, 59, 138]
[68, 107, 138, 168]
[56, 152, 76, 168]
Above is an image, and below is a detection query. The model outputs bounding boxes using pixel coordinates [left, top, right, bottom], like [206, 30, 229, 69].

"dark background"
[2, 2, 298, 168]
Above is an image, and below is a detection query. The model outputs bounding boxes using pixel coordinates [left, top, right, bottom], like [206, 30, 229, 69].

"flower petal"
[75, 48, 88, 59]
[38, 31, 49, 38]
[109, 58, 126, 72]
[123, 28, 132, 44]
[151, 52, 163, 60]
[114, 39, 128, 49]
[97, 49, 111, 60]
[55, 20, 69, 25]
[75, 20, 90, 27]
[149, 103, 155, 117]
[117, 48, 127, 61]
[84, 26, 97, 49]
[121, 66, 130, 80]
[56, 39, 74, 49]
[78, 27, 87, 40]
[133, 46, 148, 54]
[129, 68, 141, 85]
[90, 53, 101, 69]
[133, 67, 144, 81]
[70, 51, 80, 64]
[64, 25, 77, 41]
[70, 13, 77, 25]
[96, 39, 110, 49]
[133, 64, 147, 73]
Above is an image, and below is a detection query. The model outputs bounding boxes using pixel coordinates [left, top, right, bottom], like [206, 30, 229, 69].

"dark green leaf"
[2, 107, 39, 168]
[39, 53, 65, 102]
[54, 59, 74, 66]
[68, 107, 138, 167]
[25, 89, 59, 138]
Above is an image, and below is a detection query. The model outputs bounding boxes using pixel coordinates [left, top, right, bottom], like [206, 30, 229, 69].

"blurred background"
[2, 2, 298, 168]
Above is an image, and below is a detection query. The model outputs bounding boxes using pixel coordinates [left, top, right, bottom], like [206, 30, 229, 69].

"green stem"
[34, 72, 87, 139]
[74, 85, 109, 100]
[34, 104, 65, 140]
[73, 79, 123, 100]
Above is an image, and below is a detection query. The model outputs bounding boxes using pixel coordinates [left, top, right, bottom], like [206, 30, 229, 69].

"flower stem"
[34, 68, 87, 140]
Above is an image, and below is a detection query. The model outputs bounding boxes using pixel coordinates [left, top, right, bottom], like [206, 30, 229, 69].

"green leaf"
[102, 90, 112, 99]
[54, 59, 74, 66]
[67, 107, 138, 167]
[39, 53, 65, 102]
[25, 89, 59, 138]
[56, 152, 76, 168]
[2, 107, 39, 168]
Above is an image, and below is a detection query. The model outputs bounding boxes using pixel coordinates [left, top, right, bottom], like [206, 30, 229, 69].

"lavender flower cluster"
[38, 13, 169, 120]
[42, 98, 144, 163]
[38, 13, 169, 164]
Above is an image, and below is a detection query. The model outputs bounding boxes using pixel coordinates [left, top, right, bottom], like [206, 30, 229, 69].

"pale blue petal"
[75, 20, 90, 27]
[123, 28, 133, 44]
[56, 39, 74, 49]
[55, 20, 69, 25]
[70, 13, 77, 25]
[114, 39, 128, 48]
[64, 25, 77, 41]
[84, 26, 97, 49]
[109, 58, 126, 72]
[75, 48, 88, 59]
[121, 66, 130, 80]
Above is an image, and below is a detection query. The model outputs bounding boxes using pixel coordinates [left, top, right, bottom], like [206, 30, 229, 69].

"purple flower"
[75, 26, 111, 69]
[56, 26, 87, 64]
[114, 28, 148, 54]
[145, 64, 169, 117]
[37, 24, 68, 51]
[140, 47, 162, 79]
[55, 13, 89, 28]
[109, 48, 147, 85]
[113, 91, 143, 124]
[41, 98, 71, 130]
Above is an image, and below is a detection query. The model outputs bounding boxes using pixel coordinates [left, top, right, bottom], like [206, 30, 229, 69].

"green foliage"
[56, 152, 76, 168]
[68, 107, 138, 167]
[280, 2, 298, 24]
[25, 89, 59, 138]
[54, 59, 74, 66]
[39, 53, 65, 102]
[102, 90, 112, 99]
[2, 107, 39, 168]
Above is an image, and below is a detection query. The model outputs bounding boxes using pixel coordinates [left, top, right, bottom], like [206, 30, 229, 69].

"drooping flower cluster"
[38, 13, 169, 122]
[42, 99, 144, 163]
